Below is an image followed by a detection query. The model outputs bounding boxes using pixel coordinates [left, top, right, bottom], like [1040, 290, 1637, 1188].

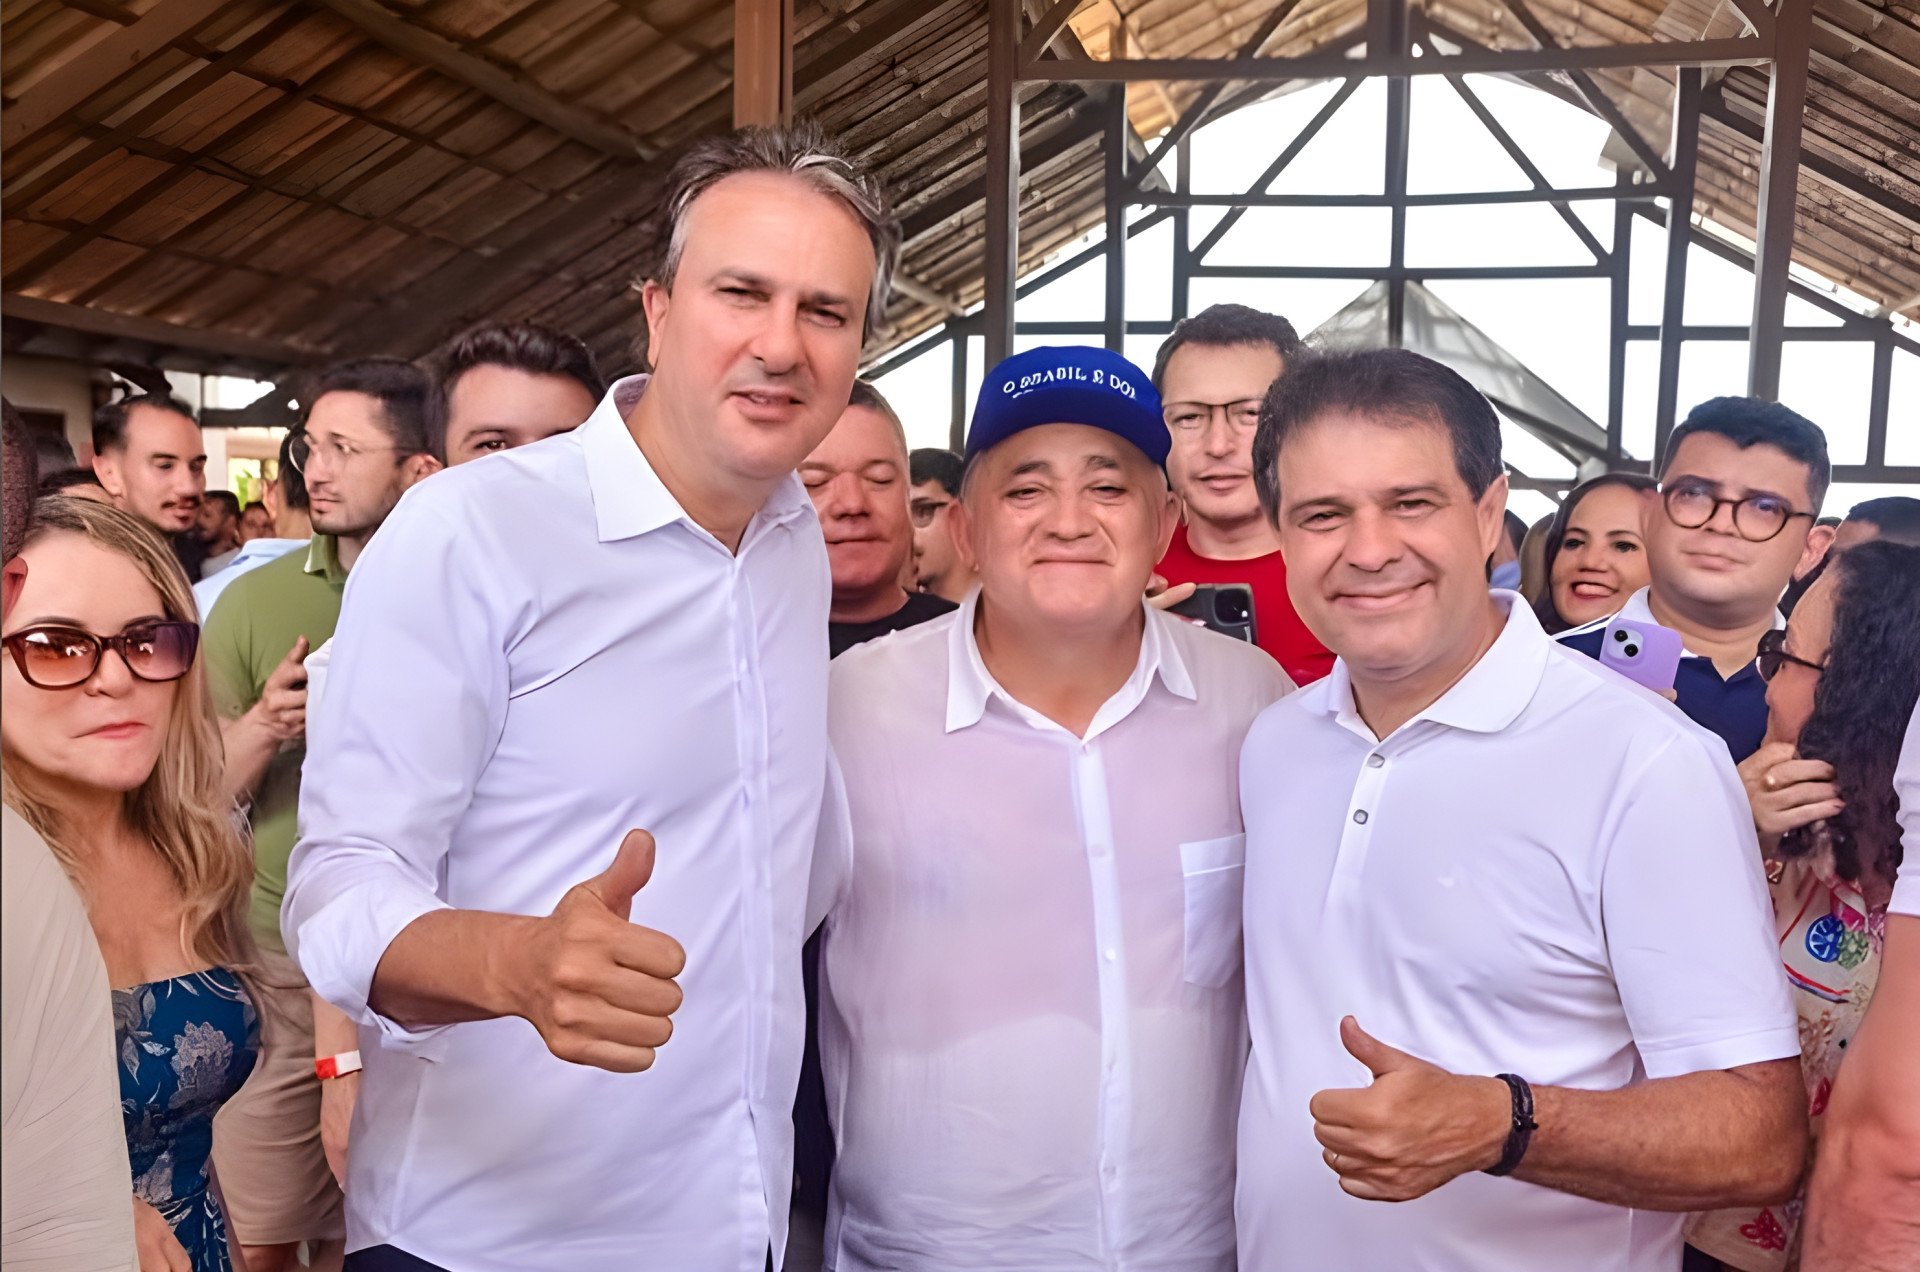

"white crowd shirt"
[282, 376, 832, 1272]
[1891, 703, 1919, 919]
[817, 596, 1291, 1271]
[191, 536, 305, 618]
[1236, 594, 1799, 1272]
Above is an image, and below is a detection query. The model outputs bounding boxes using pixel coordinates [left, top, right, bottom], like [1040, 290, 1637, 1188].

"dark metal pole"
[949, 323, 969, 452]
[1747, 0, 1811, 399]
[1172, 137, 1191, 321]
[1655, 68, 1702, 462]
[1865, 337, 1892, 473]
[1104, 84, 1127, 352]
[1607, 174, 1632, 463]
[1384, 0, 1411, 346]
[984, 0, 1020, 367]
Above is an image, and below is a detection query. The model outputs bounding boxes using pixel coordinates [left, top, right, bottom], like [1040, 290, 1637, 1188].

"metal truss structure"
[868, 0, 1917, 494]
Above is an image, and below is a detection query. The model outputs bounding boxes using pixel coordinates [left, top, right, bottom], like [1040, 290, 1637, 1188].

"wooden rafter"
[0, 0, 234, 151]
[2, 292, 318, 365]
[306, 0, 654, 157]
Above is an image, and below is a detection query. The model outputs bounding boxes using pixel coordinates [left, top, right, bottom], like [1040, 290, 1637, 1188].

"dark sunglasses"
[2, 620, 200, 690]
[1756, 628, 1824, 683]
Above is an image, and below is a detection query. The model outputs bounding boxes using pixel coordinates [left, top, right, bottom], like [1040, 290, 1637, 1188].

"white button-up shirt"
[283, 376, 831, 1272]
[1236, 595, 1798, 1272]
[816, 596, 1291, 1271]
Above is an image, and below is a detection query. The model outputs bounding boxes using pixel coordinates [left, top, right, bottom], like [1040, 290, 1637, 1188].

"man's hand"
[509, 830, 686, 1073]
[1309, 1016, 1510, 1202]
[1146, 573, 1198, 611]
[248, 635, 310, 742]
[1737, 741, 1843, 856]
[133, 1195, 190, 1271]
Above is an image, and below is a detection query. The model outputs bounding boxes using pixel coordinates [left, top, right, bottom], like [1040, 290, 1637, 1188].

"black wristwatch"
[1483, 1073, 1537, 1177]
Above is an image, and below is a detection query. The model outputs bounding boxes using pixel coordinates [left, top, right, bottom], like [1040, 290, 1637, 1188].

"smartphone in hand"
[1598, 615, 1684, 694]
[1167, 584, 1259, 645]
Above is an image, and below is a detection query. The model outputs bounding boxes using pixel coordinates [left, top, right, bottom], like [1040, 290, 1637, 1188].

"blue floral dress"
[113, 968, 260, 1271]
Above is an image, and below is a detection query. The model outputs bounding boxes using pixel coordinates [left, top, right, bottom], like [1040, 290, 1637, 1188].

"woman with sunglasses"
[1689, 539, 1920, 1270]
[2, 496, 259, 1272]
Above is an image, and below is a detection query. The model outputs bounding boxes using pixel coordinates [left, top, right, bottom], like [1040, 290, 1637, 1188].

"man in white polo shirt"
[282, 123, 897, 1272]
[1236, 347, 1806, 1271]
[817, 345, 1290, 1270]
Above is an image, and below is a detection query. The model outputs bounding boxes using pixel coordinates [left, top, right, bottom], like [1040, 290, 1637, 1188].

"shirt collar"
[303, 534, 347, 585]
[579, 374, 811, 545]
[1318, 592, 1552, 741]
[944, 589, 1198, 738]
[1617, 586, 1784, 659]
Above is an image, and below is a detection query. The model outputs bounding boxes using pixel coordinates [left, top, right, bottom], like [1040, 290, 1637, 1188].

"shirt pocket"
[1180, 833, 1247, 989]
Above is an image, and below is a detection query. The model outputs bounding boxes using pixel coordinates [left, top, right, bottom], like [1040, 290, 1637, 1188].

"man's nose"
[1342, 508, 1403, 570]
[749, 306, 804, 375]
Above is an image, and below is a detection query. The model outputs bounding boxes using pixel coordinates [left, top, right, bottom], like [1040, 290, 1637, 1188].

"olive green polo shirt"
[202, 536, 346, 953]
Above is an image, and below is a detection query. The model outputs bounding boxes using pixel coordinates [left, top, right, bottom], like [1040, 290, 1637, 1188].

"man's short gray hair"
[847, 379, 907, 457]
[657, 121, 901, 337]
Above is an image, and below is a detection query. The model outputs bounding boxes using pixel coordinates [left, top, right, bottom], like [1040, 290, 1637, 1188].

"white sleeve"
[1891, 705, 1920, 920]
[805, 748, 853, 936]
[1600, 730, 1800, 1079]
[282, 496, 511, 1045]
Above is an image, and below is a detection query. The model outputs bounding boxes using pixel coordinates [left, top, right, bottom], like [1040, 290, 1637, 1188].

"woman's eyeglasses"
[1756, 628, 1824, 683]
[2, 621, 199, 689]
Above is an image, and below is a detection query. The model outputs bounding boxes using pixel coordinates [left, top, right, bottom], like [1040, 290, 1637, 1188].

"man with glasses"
[909, 447, 976, 602]
[202, 357, 440, 1272]
[1560, 397, 1830, 762]
[1151, 304, 1334, 684]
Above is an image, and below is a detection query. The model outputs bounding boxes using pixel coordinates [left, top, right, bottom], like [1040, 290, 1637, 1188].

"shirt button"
[1353, 809, 1369, 825]
[1367, 753, 1386, 768]
[1102, 948, 1117, 963]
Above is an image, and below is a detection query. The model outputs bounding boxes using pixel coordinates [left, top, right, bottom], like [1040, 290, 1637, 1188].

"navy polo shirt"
[1558, 589, 1772, 763]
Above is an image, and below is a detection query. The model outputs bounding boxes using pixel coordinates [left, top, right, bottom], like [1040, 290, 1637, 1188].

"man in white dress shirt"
[1234, 348, 1807, 1271]
[282, 123, 897, 1272]
[817, 345, 1291, 1271]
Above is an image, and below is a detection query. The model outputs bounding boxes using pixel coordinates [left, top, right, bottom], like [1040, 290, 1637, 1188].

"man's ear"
[1480, 472, 1511, 559]
[640, 279, 671, 374]
[91, 451, 124, 499]
[949, 497, 980, 576]
[1795, 522, 1835, 581]
[1153, 476, 1180, 562]
[403, 453, 444, 486]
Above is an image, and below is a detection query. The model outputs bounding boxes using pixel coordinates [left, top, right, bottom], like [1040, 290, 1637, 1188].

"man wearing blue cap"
[811, 346, 1291, 1269]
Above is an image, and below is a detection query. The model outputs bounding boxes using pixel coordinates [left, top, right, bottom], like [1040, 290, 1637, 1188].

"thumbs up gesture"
[516, 830, 687, 1073]
[1306, 1016, 1512, 1202]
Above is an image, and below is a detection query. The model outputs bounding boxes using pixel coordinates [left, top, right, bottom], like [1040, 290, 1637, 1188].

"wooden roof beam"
[1, 0, 235, 151]
[1, 293, 316, 368]
[306, 0, 656, 157]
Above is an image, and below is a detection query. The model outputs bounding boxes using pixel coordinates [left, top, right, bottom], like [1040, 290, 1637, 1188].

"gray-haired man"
[283, 123, 898, 1272]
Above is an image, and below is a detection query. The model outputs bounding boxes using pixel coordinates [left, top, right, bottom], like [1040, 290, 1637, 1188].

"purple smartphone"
[1599, 615, 1684, 693]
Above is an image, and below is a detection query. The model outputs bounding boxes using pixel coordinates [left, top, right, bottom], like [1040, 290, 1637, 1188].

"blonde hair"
[2, 496, 256, 984]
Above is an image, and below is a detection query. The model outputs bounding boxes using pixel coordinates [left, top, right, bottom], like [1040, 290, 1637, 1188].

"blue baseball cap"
[965, 345, 1167, 467]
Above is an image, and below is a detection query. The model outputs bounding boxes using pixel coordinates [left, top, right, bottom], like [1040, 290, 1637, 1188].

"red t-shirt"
[1157, 523, 1335, 685]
